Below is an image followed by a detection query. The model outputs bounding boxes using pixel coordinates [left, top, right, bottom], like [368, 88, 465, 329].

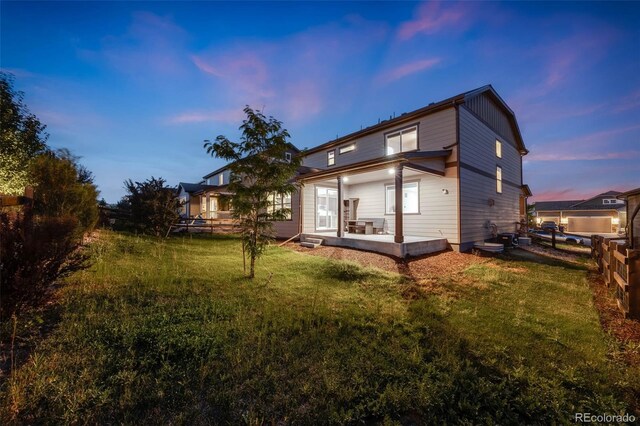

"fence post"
[629, 249, 640, 319]
[551, 228, 556, 249]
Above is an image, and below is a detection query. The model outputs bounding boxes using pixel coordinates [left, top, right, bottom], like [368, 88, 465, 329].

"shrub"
[121, 177, 180, 236]
[0, 212, 87, 317]
[29, 152, 99, 234]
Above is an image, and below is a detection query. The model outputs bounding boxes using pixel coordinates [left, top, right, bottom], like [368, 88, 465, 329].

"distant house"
[534, 191, 626, 234]
[178, 85, 530, 255]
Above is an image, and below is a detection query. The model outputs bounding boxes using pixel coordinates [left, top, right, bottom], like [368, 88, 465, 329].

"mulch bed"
[588, 270, 640, 366]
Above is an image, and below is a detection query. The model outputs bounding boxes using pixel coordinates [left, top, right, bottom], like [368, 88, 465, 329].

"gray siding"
[464, 93, 518, 147]
[300, 168, 459, 243]
[459, 106, 522, 248]
[302, 107, 456, 169]
[273, 190, 301, 239]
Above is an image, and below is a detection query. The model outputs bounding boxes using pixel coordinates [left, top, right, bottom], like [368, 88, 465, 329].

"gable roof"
[618, 188, 640, 199]
[534, 190, 627, 212]
[202, 142, 300, 179]
[303, 85, 527, 156]
[177, 182, 207, 194]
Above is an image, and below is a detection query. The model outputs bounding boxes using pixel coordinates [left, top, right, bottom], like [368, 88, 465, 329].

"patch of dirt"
[588, 269, 640, 366]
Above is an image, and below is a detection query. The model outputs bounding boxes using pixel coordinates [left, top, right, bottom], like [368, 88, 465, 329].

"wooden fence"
[168, 217, 241, 235]
[592, 235, 640, 319]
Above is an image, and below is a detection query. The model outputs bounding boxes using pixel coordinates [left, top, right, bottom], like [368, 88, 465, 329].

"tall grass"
[1, 231, 637, 424]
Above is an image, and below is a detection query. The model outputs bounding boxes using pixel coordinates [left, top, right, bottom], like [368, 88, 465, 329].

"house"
[177, 144, 303, 237]
[617, 188, 640, 247]
[534, 191, 627, 234]
[179, 85, 530, 255]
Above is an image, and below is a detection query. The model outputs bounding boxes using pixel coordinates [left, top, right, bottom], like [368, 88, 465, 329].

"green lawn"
[2, 231, 638, 424]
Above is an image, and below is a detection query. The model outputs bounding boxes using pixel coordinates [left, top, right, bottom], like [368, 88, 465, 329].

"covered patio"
[298, 150, 455, 257]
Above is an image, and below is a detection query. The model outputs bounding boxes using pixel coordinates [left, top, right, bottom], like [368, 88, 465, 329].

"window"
[285, 152, 292, 162]
[316, 187, 338, 229]
[339, 144, 355, 154]
[218, 174, 224, 185]
[327, 150, 335, 166]
[496, 140, 502, 158]
[385, 126, 418, 155]
[268, 192, 292, 220]
[496, 166, 502, 193]
[603, 198, 623, 204]
[385, 182, 419, 214]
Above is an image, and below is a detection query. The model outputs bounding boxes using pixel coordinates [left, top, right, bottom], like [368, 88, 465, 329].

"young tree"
[122, 177, 181, 236]
[0, 72, 49, 195]
[204, 106, 302, 279]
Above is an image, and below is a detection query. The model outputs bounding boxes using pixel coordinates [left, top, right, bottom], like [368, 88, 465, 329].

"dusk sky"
[2, 1, 639, 203]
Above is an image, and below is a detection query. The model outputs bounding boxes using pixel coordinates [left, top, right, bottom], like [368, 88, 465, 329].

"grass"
[1, 231, 638, 424]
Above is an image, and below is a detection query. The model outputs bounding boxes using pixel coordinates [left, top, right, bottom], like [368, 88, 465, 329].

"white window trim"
[339, 144, 355, 154]
[285, 152, 292, 162]
[385, 181, 420, 215]
[496, 166, 503, 194]
[327, 150, 336, 166]
[385, 125, 418, 156]
[496, 140, 502, 158]
[218, 174, 224, 185]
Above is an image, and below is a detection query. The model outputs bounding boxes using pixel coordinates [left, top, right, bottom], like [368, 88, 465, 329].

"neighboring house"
[177, 144, 303, 237]
[179, 85, 530, 255]
[534, 191, 627, 234]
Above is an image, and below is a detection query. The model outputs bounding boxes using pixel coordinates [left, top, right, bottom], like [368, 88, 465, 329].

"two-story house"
[534, 191, 627, 234]
[179, 85, 530, 255]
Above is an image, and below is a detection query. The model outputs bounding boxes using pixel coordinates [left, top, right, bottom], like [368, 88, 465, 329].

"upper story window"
[496, 140, 502, 158]
[386, 126, 418, 155]
[339, 144, 355, 154]
[603, 198, 623, 204]
[285, 152, 292, 162]
[496, 166, 503, 194]
[327, 150, 335, 166]
[218, 174, 224, 185]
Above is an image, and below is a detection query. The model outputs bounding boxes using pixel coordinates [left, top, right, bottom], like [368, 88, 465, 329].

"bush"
[121, 177, 180, 236]
[29, 152, 99, 234]
[0, 212, 87, 317]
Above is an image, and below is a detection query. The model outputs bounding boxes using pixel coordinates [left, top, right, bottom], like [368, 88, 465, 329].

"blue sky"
[2, 1, 639, 203]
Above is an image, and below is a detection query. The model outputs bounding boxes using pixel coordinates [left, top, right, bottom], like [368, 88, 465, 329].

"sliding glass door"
[316, 186, 338, 230]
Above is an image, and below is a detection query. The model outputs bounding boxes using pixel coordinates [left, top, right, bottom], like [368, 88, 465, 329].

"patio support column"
[395, 165, 404, 243]
[337, 175, 344, 237]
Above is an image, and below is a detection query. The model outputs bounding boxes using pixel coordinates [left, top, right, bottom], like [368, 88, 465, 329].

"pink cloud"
[189, 15, 387, 123]
[377, 58, 441, 83]
[397, 1, 470, 40]
[527, 124, 640, 162]
[79, 11, 190, 78]
[167, 109, 245, 125]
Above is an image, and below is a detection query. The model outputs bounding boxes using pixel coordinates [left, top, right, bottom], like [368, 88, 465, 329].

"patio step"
[300, 237, 323, 249]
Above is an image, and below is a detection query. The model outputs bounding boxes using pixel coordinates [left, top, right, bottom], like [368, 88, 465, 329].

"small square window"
[327, 150, 335, 166]
[285, 152, 292, 162]
[496, 140, 502, 158]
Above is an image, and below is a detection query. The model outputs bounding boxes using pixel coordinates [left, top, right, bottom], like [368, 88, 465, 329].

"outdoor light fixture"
[442, 189, 449, 194]
[388, 168, 395, 175]
[537, 217, 543, 224]
[343, 176, 349, 182]
[612, 218, 620, 225]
